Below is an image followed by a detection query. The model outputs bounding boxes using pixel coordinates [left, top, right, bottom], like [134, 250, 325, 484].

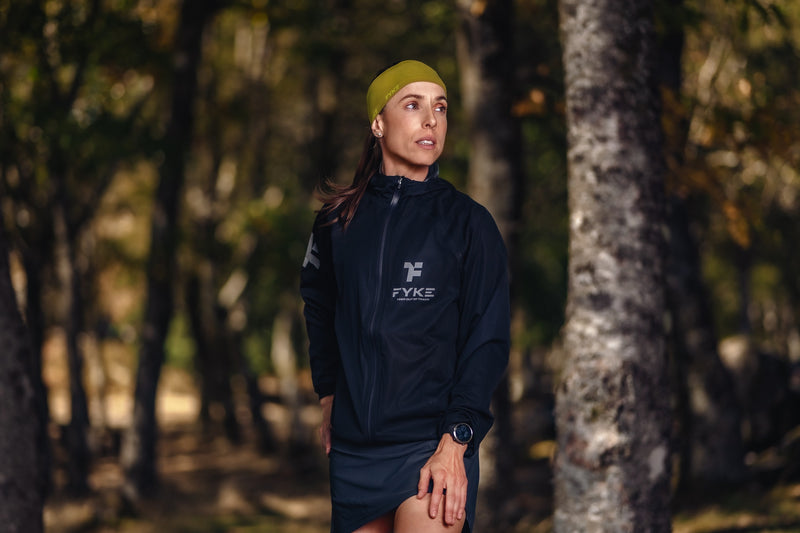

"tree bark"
[455, 0, 524, 526]
[0, 225, 44, 533]
[120, 0, 221, 500]
[554, 0, 672, 531]
[20, 244, 53, 497]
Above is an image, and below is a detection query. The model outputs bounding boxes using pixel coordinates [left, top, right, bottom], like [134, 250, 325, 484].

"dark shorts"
[328, 437, 479, 532]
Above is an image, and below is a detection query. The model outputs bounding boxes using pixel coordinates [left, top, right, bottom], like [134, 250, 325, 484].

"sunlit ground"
[39, 331, 800, 532]
[42, 329, 331, 533]
[673, 483, 800, 533]
[44, 412, 332, 533]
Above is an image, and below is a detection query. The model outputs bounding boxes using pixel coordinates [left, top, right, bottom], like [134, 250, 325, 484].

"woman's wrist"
[438, 433, 468, 455]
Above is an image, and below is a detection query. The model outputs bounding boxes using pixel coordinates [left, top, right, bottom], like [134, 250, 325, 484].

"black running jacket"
[300, 165, 510, 456]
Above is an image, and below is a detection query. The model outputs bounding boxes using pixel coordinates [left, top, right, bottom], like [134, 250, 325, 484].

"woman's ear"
[371, 116, 384, 138]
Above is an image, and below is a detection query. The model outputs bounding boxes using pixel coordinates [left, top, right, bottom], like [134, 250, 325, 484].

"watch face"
[454, 423, 473, 444]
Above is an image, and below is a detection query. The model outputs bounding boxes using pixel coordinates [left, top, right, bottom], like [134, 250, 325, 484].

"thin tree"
[554, 0, 672, 530]
[455, 0, 523, 524]
[666, 196, 745, 485]
[656, 0, 745, 486]
[0, 224, 44, 533]
[2, 0, 155, 494]
[456, 0, 523, 246]
[120, 0, 223, 500]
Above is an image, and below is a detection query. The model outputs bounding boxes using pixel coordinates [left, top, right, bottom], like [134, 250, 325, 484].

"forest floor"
[41, 367, 800, 533]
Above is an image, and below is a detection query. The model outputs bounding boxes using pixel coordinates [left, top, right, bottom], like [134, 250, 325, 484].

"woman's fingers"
[417, 465, 431, 498]
[428, 473, 446, 519]
[318, 395, 334, 456]
[418, 435, 469, 522]
[443, 474, 467, 525]
[319, 422, 331, 455]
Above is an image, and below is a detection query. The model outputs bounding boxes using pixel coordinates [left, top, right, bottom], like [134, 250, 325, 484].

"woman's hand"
[416, 434, 468, 525]
[319, 395, 334, 455]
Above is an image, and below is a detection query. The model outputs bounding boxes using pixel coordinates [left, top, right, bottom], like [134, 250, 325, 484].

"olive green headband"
[366, 60, 447, 123]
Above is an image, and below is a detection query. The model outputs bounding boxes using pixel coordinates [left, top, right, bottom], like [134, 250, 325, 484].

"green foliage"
[243, 332, 272, 375]
[0, 0, 574, 376]
[678, 0, 800, 345]
[165, 312, 195, 370]
[513, 0, 569, 348]
[2, 0, 797, 391]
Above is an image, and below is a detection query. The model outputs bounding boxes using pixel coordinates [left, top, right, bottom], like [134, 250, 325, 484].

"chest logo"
[394, 261, 436, 302]
[404, 261, 423, 282]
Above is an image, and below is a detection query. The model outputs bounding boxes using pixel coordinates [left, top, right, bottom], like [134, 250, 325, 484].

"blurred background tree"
[0, 0, 799, 531]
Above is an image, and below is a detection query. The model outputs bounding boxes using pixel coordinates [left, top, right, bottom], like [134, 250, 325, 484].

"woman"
[301, 59, 510, 533]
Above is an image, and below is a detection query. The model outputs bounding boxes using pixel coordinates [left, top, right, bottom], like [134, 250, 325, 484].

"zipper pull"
[390, 177, 402, 206]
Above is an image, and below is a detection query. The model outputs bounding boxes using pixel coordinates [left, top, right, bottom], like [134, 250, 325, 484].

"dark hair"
[315, 63, 409, 228]
[316, 129, 382, 229]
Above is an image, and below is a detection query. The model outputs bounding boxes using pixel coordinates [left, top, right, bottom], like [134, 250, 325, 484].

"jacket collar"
[368, 164, 449, 197]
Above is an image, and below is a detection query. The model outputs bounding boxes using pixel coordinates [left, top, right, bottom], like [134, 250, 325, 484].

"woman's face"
[372, 81, 448, 182]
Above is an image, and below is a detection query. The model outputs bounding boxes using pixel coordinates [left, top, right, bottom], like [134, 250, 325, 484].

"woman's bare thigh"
[394, 494, 466, 533]
[352, 511, 395, 533]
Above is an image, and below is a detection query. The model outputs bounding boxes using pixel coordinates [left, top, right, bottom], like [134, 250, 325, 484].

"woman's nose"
[424, 108, 437, 128]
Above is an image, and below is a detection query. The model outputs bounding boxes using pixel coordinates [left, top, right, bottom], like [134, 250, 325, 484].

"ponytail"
[317, 130, 382, 229]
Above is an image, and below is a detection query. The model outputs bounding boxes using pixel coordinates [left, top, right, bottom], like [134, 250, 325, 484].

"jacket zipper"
[365, 176, 403, 439]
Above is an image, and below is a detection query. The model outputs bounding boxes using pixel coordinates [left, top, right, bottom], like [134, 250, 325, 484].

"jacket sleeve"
[439, 206, 511, 456]
[300, 213, 341, 399]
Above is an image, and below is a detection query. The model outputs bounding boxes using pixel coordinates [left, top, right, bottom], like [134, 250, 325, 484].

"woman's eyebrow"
[399, 94, 448, 102]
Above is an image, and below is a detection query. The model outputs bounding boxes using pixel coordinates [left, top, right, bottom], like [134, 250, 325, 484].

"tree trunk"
[120, 0, 221, 500]
[185, 86, 241, 442]
[20, 246, 53, 497]
[457, 0, 523, 247]
[186, 276, 213, 426]
[456, 0, 523, 526]
[655, 0, 744, 485]
[666, 198, 745, 485]
[554, 0, 672, 531]
[0, 226, 44, 533]
[232, 325, 277, 452]
[271, 303, 303, 449]
[305, 60, 345, 191]
[53, 203, 92, 494]
[186, 276, 239, 443]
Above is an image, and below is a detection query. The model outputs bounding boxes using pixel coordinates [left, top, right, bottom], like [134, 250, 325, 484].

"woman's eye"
[406, 102, 419, 109]
[436, 105, 448, 113]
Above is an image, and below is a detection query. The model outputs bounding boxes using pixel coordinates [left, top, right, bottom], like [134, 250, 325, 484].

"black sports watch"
[448, 423, 473, 445]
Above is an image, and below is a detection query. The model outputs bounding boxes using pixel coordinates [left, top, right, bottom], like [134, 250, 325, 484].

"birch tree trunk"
[554, 0, 672, 530]
[0, 228, 44, 533]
